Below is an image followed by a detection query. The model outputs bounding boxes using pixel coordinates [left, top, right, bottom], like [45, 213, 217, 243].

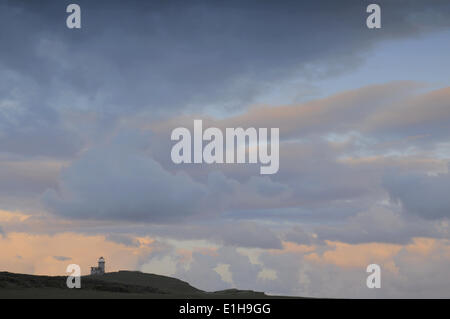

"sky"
[0, 0, 450, 298]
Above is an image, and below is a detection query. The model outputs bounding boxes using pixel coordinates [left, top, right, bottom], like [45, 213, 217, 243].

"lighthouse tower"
[98, 257, 105, 274]
[90, 257, 106, 275]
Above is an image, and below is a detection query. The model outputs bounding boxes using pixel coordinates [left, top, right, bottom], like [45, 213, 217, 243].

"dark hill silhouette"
[93, 270, 202, 295]
[0, 271, 297, 299]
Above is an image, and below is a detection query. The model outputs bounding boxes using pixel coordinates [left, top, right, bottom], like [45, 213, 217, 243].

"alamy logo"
[171, 120, 279, 174]
[66, 264, 81, 288]
[66, 4, 81, 29]
[366, 4, 381, 29]
[366, 264, 381, 288]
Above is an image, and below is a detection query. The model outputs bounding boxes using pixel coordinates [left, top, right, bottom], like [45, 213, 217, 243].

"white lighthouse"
[98, 257, 105, 273]
[90, 256, 106, 275]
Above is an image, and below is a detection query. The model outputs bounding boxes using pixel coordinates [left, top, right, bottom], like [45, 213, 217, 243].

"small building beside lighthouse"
[90, 257, 105, 275]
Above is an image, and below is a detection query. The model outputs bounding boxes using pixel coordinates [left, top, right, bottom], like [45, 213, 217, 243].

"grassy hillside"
[0, 271, 291, 299]
[95, 271, 202, 295]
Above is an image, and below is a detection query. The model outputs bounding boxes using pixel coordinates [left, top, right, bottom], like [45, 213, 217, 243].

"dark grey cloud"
[41, 130, 295, 224]
[283, 206, 445, 246]
[148, 222, 282, 249]
[105, 234, 140, 247]
[0, 158, 61, 197]
[215, 222, 282, 249]
[0, 70, 84, 157]
[2, 0, 450, 118]
[314, 207, 448, 244]
[383, 166, 450, 220]
[140, 83, 450, 225]
[284, 226, 314, 245]
[53, 255, 71, 261]
[0, 0, 448, 186]
[43, 139, 208, 222]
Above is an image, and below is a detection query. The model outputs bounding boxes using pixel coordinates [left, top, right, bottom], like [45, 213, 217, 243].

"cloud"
[215, 223, 282, 249]
[222, 81, 424, 139]
[314, 207, 448, 244]
[41, 129, 296, 225]
[362, 87, 450, 139]
[0, 69, 84, 158]
[53, 256, 71, 261]
[0, 159, 64, 196]
[43, 140, 208, 223]
[105, 234, 141, 247]
[1, 0, 450, 121]
[176, 246, 263, 291]
[141, 255, 178, 277]
[176, 249, 231, 292]
[283, 226, 315, 245]
[135, 83, 450, 226]
[164, 237, 450, 297]
[6, 1, 446, 161]
[154, 83, 450, 147]
[383, 167, 450, 219]
[148, 222, 283, 249]
[150, 81, 422, 138]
